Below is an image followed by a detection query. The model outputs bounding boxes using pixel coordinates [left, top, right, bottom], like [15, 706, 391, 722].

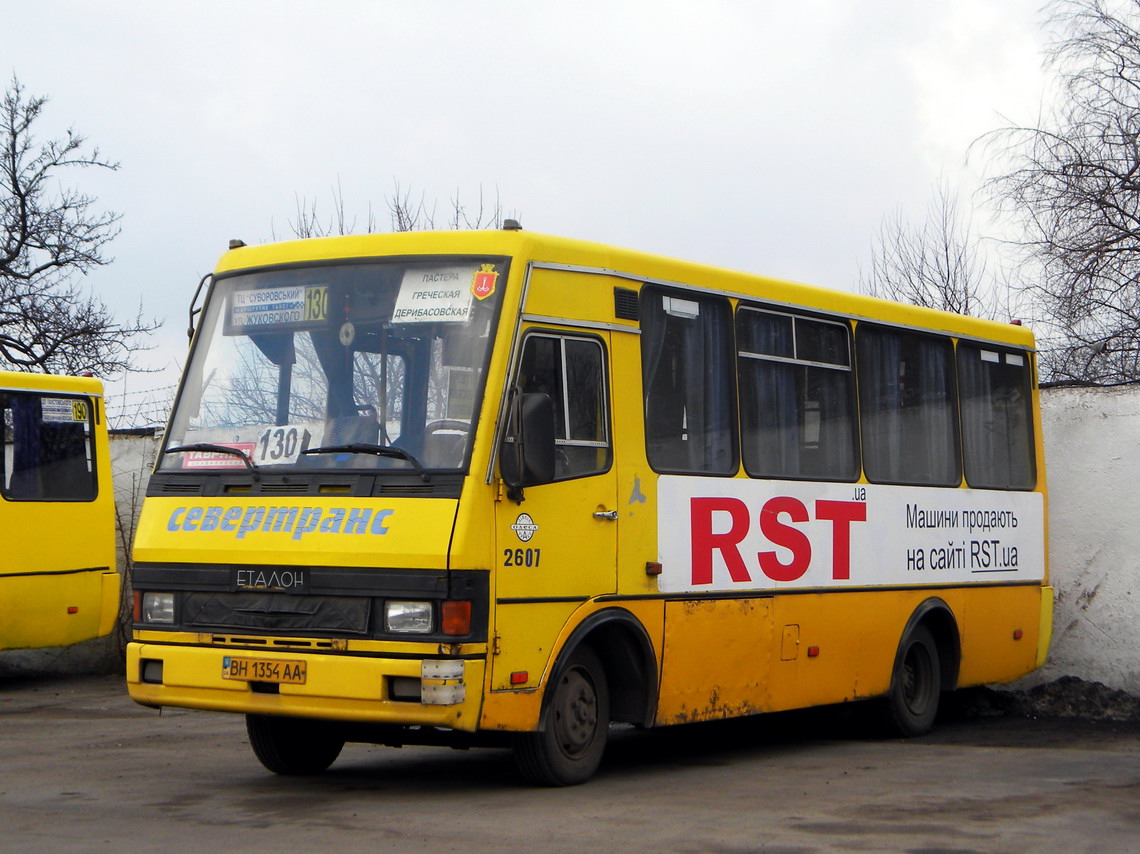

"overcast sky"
[8, 1, 1054, 419]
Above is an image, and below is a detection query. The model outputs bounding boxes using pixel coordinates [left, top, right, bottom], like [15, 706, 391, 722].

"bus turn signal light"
[442, 600, 472, 636]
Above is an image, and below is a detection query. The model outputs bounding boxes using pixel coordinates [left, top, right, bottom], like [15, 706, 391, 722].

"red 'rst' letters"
[759, 496, 812, 581]
[815, 499, 867, 580]
[690, 497, 752, 584]
[688, 496, 867, 586]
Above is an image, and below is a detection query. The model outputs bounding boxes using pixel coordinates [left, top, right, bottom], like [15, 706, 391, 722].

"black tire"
[246, 714, 345, 775]
[513, 646, 610, 786]
[886, 624, 941, 737]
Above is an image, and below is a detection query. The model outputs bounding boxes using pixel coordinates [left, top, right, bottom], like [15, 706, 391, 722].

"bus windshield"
[161, 257, 508, 475]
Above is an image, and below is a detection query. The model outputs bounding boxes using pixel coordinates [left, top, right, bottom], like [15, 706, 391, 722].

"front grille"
[132, 563, 490, 643]
[182, 591, 371, 635]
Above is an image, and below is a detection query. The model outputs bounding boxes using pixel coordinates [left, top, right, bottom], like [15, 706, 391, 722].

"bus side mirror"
[500, 392, 556, 501]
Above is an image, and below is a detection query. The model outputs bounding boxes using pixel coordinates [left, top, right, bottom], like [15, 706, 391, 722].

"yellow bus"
[1, 371, 120, 652]
[127, 227, 1051, 785]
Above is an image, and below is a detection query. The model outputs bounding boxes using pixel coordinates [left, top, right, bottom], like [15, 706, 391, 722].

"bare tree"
[860, 181, 1006, 318]
[281, 179, 505, 239]
[0, 76, 156, 375]
[983, 0, 1140, 384]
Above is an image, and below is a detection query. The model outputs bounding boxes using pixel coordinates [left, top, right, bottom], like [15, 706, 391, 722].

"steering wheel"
[425, 419, 470, 435]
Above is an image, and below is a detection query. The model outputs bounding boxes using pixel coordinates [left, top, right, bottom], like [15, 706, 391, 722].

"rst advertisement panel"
[657, 475, 1044, 594]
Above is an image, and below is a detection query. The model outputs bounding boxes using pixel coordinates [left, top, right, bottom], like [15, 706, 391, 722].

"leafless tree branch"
[1, 75, 157, 376]
[983, 0, 1140, 384]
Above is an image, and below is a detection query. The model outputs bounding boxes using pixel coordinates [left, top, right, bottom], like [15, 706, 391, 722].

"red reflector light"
[645, 561, 663, 576]
[510, 671, 528, 685]
[67, 606, 79, 615]
[441, 600, 472, 636]
[1013, 629, 1024, 640]
[807, 646, 820, 658]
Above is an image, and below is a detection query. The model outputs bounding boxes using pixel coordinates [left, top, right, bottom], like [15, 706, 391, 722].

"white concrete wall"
[109, 432, 161, 575]
[1032, 387, 1140, 694]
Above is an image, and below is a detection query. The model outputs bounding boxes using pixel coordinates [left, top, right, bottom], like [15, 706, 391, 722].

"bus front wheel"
[513, 646, 610, 786]
[886, 624, 941, 737]
[246, 714, 345, 775]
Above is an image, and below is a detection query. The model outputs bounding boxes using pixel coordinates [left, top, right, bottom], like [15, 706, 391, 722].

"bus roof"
[213, 229, 1036, 349]
[0, 370, 105, 397]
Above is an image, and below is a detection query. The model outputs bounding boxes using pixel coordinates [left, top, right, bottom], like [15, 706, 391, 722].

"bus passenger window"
[1, 393, 97, 502]
[640, 288, 737, 474]
[737, 307, 857, 481]
[857, 326, 960, 486]
[514, 333, 611, 480]
[958, 345, 1035, 490]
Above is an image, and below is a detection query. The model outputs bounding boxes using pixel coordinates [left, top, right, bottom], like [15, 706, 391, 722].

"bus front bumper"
[126, 642, 484, 732]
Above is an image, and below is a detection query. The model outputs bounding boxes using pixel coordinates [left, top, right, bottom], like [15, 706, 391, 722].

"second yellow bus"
[1, 371, 119, 653]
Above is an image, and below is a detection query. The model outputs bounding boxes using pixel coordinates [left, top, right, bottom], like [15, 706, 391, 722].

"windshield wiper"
[164, 443, 261, 479]
[301, 443, 431, 482]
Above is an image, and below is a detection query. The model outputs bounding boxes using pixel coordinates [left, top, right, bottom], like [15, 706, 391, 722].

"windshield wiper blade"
[164, 443, 261, 479]
[301, 443, 431, 482]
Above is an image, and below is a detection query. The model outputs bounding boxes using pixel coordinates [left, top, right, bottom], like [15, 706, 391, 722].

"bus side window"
[857, 325, 960, 486]
[1, 394, 97, 502]
[737, 307, 858, 481]
[958, 345, 1035, 490]
[514, 333, 611, 481]
[640, 288, 737, 475]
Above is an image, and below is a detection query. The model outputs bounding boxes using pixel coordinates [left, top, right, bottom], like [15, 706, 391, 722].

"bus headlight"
[141, 592, 175, 624]
[385, 600, 434, 634]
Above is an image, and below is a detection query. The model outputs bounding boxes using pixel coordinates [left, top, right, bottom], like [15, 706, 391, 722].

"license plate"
[221, 656, 307, 684]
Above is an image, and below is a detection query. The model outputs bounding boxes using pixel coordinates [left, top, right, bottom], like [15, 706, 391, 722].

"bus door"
[492, 327, 617, 690]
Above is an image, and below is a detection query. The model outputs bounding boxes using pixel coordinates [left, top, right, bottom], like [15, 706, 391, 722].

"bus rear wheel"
[513, 646, 610, 786]
[886, 624, 941, 737]
[246, 714, 345, 775]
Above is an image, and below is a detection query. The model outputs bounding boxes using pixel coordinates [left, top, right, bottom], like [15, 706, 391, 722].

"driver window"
[516, 333, 611, 480]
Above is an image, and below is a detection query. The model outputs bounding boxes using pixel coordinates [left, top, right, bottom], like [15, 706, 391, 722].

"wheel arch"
[895, 597, 961, 693]
[541, 607, 658, 729]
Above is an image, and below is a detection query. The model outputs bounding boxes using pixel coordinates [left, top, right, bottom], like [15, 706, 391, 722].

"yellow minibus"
[127, 226, 1051, 784]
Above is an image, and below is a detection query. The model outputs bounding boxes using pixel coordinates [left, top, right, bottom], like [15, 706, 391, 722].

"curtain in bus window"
[859, 329, 901, 482]
[641, 289, 737, 474]
[738, 311, 857, 481]
[958, 345, 1035, 489]
[858, 326, 959, 486]
[742, 361, 799, 475]
[738, 312, 799, 476]
[8, 395, 47, 499]
[804, 366, 857, 478]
